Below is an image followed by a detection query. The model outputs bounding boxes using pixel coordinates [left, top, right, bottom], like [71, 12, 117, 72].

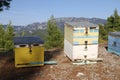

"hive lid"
[14, 36, 44, 45]
[109, 32, 120, 37]
[65, 22, 98, 28]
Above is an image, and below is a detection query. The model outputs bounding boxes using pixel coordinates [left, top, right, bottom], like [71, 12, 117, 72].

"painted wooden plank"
[30, 62, 44, 65]
[73, 60, 97, 65]
[92, 40, 98, 44]
[73, 42, 80, 45]
[64, 39, 73, 60]
[72, 45, 98, 60]
[79, 29, 84, 33]
[73, 36, 98, 38]
[108, 48, 120, 56]
[44, 61, 57, 65]
[108, 35, 120, 55]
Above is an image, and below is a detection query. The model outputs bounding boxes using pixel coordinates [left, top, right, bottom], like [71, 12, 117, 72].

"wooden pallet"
[73, 58, 103, 65]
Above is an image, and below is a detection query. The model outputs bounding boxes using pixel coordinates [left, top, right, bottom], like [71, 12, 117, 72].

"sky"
[0, 0, 120, 26]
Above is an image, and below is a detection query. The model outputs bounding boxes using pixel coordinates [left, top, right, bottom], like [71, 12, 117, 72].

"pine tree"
[0, 24, 5, 49]
[4, 22, 14, 51]
[45, 15, 63, 49]
[21, 30, 25, 36]
[99, 9, 120, 42]
[99, 24, 107, 42]
[0, 0, 12, 11]
[114, 9, 120, 30]
[105, 9, 120, 32]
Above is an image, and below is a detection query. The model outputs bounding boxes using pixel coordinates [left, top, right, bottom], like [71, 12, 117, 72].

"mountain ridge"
[3, 17, 106, 37]
[24, 17, 106, 31]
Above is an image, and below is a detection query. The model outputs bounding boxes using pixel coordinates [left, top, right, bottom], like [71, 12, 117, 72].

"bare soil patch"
[0, 44, 120, 80]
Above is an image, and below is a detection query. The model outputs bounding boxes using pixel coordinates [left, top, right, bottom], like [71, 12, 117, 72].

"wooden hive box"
[108, 32, 120, 56]
[64, 22, 99, 61]
[14, 36, 44, 68]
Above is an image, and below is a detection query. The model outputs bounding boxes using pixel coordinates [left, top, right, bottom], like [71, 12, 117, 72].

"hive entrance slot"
[85, 41, 88, 50]
[33, 44, 39, 46]
[29, 44, 32, 53]
[20, 44, 26, 47]
[85, 28, 88, 35]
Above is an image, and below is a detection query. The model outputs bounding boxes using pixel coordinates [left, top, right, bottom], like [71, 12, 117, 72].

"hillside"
[10, 17, 106, 39]
[24, 17, 106, 31]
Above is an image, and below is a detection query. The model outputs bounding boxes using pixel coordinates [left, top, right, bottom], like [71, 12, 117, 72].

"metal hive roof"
[109, 32, 120, 37]
[65, 22, 98, 28]
[14, 36, 44, 45]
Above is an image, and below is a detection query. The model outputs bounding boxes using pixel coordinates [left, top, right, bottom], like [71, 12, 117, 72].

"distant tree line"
[0, 23, 14, 51]
[99, 9, 120, 42]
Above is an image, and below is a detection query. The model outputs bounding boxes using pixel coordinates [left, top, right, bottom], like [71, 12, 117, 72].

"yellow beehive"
[14, 36, 44, 68]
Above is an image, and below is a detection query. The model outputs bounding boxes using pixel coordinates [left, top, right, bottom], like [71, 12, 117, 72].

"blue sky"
[0, 0, 120, 26]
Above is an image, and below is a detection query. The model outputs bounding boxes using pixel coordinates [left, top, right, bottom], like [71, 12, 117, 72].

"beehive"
[14, 36, 44, 68]
[64, 22, 99, 61]
[108, 32, 120, 56]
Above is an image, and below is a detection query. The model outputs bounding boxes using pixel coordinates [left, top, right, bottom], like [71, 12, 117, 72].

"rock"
[76, 72, 84, 77]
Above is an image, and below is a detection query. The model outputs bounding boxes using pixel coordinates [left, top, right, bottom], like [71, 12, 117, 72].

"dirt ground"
[0, 44, 120, 80]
